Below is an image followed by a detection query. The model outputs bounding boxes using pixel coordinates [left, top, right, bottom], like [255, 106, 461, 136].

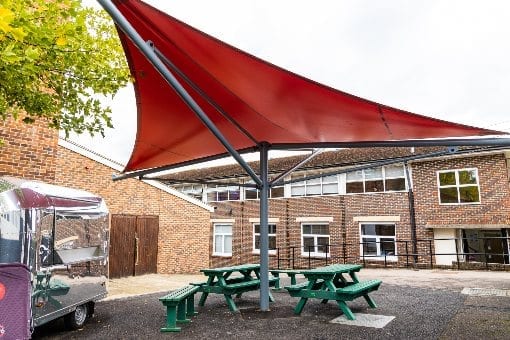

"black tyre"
[64, 303, 89, 330]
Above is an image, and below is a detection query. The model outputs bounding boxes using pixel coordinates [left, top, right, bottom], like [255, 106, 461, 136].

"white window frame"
[206, 184, 241, 202]
[346, 165, 407, 194]
[252, 223, 277, 255]
[290, 172, 340, 197]
[301, 222, 330, 257]
[213, 223, 232, 256]
[437, 168, 481, 205]
[359, 223, 397, 261]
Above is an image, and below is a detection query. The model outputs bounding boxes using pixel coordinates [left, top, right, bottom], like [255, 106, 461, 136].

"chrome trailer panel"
[0, 177, 109, 330]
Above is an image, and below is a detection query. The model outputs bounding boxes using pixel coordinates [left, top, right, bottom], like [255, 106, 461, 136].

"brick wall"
[210, 192, 413, 268]
[0, 117, 58, 181]
[54, 145, 211, 274]
[412, 154, 510, 227]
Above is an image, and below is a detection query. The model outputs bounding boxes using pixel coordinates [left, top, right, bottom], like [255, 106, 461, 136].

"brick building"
[164, 147, 510, 270]
[1, 118, 212, 275]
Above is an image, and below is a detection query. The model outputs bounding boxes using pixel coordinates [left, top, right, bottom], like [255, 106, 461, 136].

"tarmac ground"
[32, 268, 510, 339]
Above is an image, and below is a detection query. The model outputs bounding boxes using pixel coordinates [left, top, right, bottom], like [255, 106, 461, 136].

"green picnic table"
[195, 263, 278, 312]
[285, 264, 382, 320]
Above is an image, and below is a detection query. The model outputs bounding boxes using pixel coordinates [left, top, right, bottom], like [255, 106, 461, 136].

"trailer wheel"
[64, 303, 89, 330]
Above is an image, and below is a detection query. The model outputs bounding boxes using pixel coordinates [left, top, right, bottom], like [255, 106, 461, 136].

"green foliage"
[0, 0, 130, 137]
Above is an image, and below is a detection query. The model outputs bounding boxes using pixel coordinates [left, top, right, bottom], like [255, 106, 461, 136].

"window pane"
[375, 224, 395, 236]
[380, 238, 395, 255]
[364, 167, 382, 180]
[291, 186, 305, 196]
[270, 186, 284, 198]
[317, 237, 330, 253]
[215, 235, 223, 253]
[323, 183, 338, 194]
[215, 225, 232, 234]
[254, 225, 260, 234]
[269, 236, 276, 250]
[361, 224, 376, 235]
[302, 225, 311, 234]
[365, 180, 384, 192]
[254, 235, 260, 250]
[322, 175, 338, 183]
[459, 186, 480, 203]
[385, 165, 404, 177]
[439, 172, 456, 186]
[245, 188, 258, 199]
[346, 182, 363, 193]
[217, 191, 228, 201]
[229, 190, 240, 200]
[458, 170, 477, 184]
[303, 237, 315, 252]
[362, 238, 377, 255]
[306, 184, 321, 195]
[306, 177, 321, 185]
[385, 178, 406, 191]
[207, 190, 217, 202]
[268, 224, 276, 234]
[347, 170, 363, 181]
[224, 235, 232, 253]
[440, 187, 459, 203]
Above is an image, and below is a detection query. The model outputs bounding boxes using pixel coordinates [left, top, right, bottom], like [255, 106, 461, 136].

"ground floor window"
[461, 229, 509, 264]
[213, 223, 232, 256]
[253, 224, 276, 254]
[301, 223, 330, 257]
[360, 223, 397, 260]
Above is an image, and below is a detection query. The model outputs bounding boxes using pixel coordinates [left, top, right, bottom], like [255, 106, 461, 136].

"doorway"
[109, 215, 159, 278]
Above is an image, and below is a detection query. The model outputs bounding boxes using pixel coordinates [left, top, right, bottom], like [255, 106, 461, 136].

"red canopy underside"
[114, 0, 501, 173]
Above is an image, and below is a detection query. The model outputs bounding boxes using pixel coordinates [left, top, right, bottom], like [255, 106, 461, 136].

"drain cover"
[461, 288, 510, 297]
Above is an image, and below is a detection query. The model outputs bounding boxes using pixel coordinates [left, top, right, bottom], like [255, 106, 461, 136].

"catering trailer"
[0, 177, 109, 339]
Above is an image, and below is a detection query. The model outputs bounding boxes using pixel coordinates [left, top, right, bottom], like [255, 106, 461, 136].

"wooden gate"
[109, 215, 159, 278]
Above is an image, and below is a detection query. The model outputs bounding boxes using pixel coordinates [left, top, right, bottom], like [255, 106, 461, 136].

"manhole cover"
[461, 288, 510, 297]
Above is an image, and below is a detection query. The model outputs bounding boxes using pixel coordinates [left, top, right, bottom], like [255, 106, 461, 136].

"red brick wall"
[210, 192, 413, 268]
[54, 145, 211, 274]
[412, 154, 510, 227]
[0, 117, 58, 181]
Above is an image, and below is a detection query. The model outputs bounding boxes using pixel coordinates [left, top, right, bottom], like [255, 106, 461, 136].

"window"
[301, 223, 330, 256]
[437, 168, 480, 204]
[253, 224, 276, 254]
[207, 185, 240, 202]
[346, 165, 406, 194]
[245, 181, 284, 200]
[175, 184, 203, 201]
[213, 224, 232, 256]
[291, 172, 339, 197]
[360, 223, 396, 260]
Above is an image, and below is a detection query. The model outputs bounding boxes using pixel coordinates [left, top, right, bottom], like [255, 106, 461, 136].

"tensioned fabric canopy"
[112, 0, 501, 174]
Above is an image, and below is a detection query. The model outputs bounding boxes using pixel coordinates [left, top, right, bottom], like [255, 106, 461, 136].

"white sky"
[73, 0, 510, 166]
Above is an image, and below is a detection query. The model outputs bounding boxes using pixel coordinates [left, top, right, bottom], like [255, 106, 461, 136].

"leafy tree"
[0, 0, 130, 137]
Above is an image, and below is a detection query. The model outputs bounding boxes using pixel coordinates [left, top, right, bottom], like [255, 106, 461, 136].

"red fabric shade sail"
[113, 0, 501, 173]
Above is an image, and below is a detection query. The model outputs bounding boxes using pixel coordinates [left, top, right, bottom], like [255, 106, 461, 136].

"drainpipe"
[404, 161, 418, 267]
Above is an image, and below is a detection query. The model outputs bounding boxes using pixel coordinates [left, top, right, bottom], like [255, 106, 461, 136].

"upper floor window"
[207, 185, 240, 202]
[245, 182, 284, 200]
[253, 224, 277, 254]
[301, 223, 330, 257]
[213, 223, 232, 256]
[175, 184, 203, 201]
[346, 165, 406, 194]
[291, 173, 339, 197]
[437, 168, 480, 204]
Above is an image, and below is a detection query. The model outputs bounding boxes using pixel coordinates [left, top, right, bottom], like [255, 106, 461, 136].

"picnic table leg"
[271, 273, 281, 290]
[336, 300, 356, 320]
[198, 292, 208, 306]
[289, 273, 297, 285]
[186, 294, 198, 317]
[293, 297, 308, 315]
[363, 294, 378, 308]
[349, 271, 360, 283]
[161, 305, 181, 332]
[224, 294, 238, 312]
[268, 289, 275, 302]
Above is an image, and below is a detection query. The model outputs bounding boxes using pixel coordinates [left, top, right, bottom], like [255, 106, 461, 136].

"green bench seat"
[285, 280, 324, 295]
[336, 279, 381, 299]
[159, 285, 200, 332]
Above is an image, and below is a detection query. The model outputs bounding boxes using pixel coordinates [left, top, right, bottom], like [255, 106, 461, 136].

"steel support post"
[259, 142, 270, 311]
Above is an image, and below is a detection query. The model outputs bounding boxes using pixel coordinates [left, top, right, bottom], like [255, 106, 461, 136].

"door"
[109, 215, 159, 278]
